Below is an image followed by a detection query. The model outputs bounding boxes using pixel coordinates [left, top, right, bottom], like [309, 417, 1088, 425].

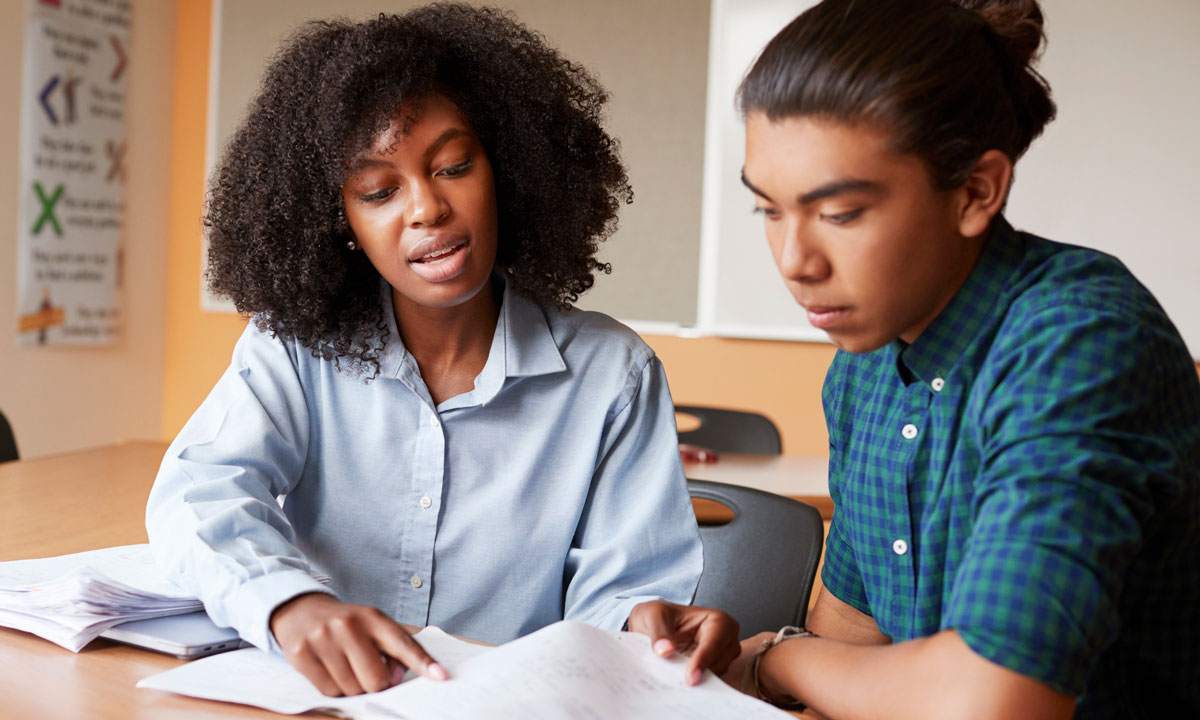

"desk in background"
[0, 441, 828, 719]
[685, 453, 832, 522]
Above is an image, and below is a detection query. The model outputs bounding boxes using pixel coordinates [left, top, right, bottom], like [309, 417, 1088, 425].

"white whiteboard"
[698, 0, 1200, 359]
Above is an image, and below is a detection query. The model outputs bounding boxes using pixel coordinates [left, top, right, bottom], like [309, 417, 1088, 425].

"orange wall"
[161, 1, 1198, 455]
[162, 0, 247, 439]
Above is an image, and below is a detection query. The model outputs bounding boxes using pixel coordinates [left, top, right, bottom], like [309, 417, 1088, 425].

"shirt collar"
[894, 216, 1027, 386]
[376, 274, 566, 404]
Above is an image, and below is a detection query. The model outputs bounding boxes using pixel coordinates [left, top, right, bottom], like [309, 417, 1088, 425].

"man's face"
[743, 113, 983, 353]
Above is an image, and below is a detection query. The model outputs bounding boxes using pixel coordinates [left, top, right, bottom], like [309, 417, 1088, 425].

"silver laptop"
[100, 611, 249, 659]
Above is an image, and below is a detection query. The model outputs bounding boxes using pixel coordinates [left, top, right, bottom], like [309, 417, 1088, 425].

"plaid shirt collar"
[891, 216, 1026, 387]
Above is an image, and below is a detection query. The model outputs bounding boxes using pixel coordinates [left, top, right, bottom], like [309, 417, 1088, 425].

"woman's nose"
[408, 179, 450, 227]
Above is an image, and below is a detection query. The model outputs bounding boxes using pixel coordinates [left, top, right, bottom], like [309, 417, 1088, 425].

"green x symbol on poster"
[32, 182, 64, 236]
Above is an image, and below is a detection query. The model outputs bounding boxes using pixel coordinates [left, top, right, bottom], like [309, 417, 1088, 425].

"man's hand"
[269, 593, 448, 696]
[625, 600, 740, 685]
[721, 631, 775, 695]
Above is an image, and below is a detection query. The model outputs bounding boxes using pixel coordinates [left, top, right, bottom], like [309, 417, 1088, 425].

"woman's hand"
[269, 593, 448, 696]
[625, 600, 741, 685]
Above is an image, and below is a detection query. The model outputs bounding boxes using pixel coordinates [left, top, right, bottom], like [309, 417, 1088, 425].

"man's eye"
[359, 188, 395, 203]
[820, 209, 863, 225]
[752, 205, 781, 220]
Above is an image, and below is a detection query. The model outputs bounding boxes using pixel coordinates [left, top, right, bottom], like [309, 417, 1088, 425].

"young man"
[725, 1, 1200, 718]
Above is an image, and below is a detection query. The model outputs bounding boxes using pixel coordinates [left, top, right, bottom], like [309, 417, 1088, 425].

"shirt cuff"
[218, 570, 336, 654]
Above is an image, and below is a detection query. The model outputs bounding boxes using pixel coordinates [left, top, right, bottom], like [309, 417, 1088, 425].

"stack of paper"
[140, 621, 794, 719]
[0, 544, 327, 653]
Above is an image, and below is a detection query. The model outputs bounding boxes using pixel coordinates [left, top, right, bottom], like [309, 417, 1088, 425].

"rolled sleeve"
[146, 322, 331, 652]
[563, 354, 703, 630]
[943, 303, 1181, 694]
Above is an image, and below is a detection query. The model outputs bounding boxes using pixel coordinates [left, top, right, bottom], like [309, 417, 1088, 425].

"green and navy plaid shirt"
[820, 217, 1200, 718]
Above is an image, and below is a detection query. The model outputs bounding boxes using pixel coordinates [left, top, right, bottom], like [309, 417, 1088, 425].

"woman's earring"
[346, 239, 358, 251]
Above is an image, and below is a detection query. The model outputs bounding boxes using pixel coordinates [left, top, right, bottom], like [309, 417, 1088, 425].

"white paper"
[139, 621, 793, 719]
[137, 626, 492, 716]
[0, 544, 326, 652]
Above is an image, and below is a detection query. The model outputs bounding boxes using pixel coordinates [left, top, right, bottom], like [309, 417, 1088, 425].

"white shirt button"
[420, 495, 433, 510]
[410, 574, 423, 589]
[901, 423, 919, 439]
[931, 377, 945, 392]
[428, 415, 439, 428]
[892, 539, 908, 555]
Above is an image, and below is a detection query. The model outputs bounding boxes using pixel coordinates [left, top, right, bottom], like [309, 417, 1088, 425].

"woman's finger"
[372, 617, 448, 682]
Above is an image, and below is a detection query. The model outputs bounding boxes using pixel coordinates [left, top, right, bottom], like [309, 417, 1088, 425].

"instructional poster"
[14, 0, 130, 346]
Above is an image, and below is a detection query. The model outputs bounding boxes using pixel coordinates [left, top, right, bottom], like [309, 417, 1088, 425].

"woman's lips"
[409, 238, 470, 283]
[805, 306, 850, 330]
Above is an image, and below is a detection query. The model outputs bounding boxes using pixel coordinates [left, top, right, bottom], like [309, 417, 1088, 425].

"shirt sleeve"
[145, 323, 334, 652]
[818, 352, 873, 617]
[943, 299, 1188, 695]
[561, 353, 703, 631]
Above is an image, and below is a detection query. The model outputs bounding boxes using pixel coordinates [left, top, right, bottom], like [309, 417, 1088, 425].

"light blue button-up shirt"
[146, 279, 701, 651]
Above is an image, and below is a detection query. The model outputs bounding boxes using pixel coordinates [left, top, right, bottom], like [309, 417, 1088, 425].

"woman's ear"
[956, 150, 1012, 238]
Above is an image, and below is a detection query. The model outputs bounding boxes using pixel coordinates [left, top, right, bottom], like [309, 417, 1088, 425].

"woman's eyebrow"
[424, 128, 471, 160]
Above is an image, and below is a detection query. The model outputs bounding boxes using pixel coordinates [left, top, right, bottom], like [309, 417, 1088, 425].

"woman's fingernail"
[390, 664, 407, 685]
[427, 662, 449, 681]
[687, 669, 701, 686]
[654, 638, 674, 656]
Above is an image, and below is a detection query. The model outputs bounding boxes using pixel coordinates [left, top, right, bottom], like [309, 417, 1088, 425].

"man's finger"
[373, 618, 449, 681]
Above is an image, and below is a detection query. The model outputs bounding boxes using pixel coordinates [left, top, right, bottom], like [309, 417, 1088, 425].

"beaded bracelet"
[742, 625, 815, 711]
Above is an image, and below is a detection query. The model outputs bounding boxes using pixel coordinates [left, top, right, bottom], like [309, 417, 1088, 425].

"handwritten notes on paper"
[139, 621, 792, 719]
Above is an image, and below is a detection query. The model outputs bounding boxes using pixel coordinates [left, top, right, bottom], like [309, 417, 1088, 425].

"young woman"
[146, 5, 737, 697]
[725, 0, 1200, 718]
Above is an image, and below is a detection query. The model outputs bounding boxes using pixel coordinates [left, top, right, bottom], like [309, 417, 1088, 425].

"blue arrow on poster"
[39, 74, 59, 125]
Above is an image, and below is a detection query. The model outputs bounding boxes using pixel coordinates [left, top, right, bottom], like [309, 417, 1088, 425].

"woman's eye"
[752, 205, 781, 220]
[439, 157, 473, 177]
[358, 188, 395, 203]
[820, 209, 863, 225]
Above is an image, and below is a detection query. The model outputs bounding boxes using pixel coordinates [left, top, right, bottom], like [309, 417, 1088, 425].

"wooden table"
[0, 441, 306, 718]
[0, 441, 820, 718]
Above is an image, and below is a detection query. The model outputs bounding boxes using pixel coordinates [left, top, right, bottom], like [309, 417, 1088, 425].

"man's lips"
[802, 304, 851, 330]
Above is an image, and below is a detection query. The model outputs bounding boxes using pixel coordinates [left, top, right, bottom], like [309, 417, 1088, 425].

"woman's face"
[742, 113, 983, 353]
[341, 94, 498, 311]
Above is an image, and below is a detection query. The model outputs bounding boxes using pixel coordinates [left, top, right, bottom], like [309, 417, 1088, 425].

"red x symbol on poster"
[106, 140, 126, 183]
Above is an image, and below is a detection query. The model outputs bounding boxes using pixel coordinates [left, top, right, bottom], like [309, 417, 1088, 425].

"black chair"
[689, 479, 823, 637]
[675, 405, 782, 455]
[0, 410, 18, 463]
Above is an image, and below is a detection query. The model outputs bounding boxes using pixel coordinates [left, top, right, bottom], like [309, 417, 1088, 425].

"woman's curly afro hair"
[204, 3, 631, 376]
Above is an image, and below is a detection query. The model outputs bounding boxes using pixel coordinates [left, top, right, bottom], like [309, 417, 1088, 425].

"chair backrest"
[688, 479, 823, 637]
[0, 410, 18, 464]
[675, 405, 782, 455]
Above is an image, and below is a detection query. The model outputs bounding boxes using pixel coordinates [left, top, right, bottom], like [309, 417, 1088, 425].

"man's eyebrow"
[740, 171, 883, 205]
[740, 171, 771, 200]
[798, 178, 882, 205]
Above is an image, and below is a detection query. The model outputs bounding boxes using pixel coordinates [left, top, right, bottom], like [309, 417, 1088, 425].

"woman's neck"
[392, 280, 500, 405]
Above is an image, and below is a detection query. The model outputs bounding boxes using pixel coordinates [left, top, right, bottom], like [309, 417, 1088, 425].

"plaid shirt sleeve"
[820, 354, 873, 617]
[943, 293, 1188, 695]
